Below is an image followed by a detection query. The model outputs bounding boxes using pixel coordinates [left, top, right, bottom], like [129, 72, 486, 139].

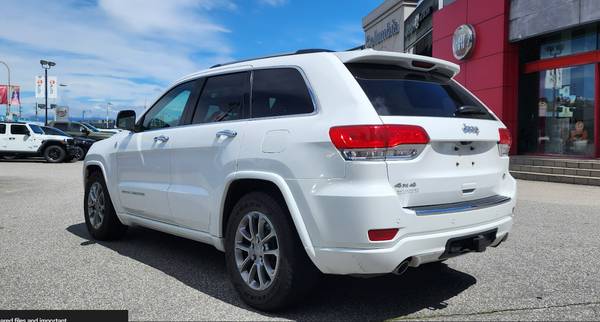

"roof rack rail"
[210, 48, 334, 69]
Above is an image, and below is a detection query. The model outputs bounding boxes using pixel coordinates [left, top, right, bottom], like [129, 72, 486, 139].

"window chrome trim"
[135, 65, 320, 133]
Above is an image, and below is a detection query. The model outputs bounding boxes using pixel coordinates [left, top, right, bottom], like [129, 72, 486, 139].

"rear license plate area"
[439, 229, 497, 259]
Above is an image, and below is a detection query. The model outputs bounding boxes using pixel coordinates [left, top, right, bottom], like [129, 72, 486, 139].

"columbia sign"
[452, 24, 475, 60]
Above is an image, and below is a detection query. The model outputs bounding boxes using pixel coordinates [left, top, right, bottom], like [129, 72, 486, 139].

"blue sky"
[0, 0, 380, 120]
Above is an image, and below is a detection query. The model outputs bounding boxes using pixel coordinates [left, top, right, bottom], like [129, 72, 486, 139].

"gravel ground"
[1, 160, 599, 321]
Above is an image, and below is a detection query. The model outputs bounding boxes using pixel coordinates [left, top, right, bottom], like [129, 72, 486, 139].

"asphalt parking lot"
[1, 160, 600, 321]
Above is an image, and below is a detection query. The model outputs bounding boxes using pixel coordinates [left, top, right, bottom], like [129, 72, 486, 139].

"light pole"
[106, 102, 112, 128]
[0, 60, 10, 118]
[40, 60, 56, 126]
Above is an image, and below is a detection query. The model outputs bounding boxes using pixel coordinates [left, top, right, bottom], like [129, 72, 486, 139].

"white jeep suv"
[0, 121, 75, 162]
[83, 49, 516, 311]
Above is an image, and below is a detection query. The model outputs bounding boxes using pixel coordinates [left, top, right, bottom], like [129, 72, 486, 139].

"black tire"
[73, 146, 86, 161]
[225, 192, 319, 311]
[84, 171, 127, 240]
[43, 145, 66, 163]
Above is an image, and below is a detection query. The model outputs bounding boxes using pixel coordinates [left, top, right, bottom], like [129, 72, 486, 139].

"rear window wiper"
[455, 105, 487, 116]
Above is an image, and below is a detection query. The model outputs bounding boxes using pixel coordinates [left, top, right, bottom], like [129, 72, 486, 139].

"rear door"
[6, 124, 36, 152]
[347, 63, 507, 207]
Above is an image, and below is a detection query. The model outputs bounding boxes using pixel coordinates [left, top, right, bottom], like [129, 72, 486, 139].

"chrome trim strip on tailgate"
[407, 195, 511, 216]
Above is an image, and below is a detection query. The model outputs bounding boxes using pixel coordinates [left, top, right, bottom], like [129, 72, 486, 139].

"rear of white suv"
[82, 49, 515, 311]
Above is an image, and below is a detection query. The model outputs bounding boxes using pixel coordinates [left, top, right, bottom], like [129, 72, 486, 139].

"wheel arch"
[219, 172, 316, 258]
[38, 140, 66, 154]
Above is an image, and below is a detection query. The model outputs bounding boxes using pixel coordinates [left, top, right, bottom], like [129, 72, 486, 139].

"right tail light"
[498, 128, 512, 157]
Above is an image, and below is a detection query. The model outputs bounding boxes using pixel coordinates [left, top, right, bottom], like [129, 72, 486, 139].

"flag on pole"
[0, 85, 7, 104]
[10, 86, 20, 105]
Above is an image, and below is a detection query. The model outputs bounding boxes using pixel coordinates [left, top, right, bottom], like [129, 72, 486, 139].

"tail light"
[498, 128, 511, 157]
[329, 125, 429, 161]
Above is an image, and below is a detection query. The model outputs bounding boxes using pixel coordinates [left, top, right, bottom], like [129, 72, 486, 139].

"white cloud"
[258, 0, 288, 7]
[320, 25, 364, 51]
[0, 0, 234, 119]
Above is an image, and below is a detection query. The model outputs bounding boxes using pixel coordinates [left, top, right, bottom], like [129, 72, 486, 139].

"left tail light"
[329, 124, 429, 161]
[498, 128, 511, 157]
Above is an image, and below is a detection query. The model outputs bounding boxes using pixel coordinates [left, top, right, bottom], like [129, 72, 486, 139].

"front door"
[116, 80, 199, 223]
[168, 71, 250, 232]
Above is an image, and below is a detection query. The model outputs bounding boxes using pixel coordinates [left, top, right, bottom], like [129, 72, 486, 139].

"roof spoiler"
[334, 49, 460, 78]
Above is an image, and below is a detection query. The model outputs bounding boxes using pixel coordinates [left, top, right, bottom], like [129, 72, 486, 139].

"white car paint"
[84, 49, 516, 275]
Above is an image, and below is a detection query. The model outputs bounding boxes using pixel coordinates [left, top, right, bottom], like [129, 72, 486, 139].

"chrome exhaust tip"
[393, 258, 411, 276]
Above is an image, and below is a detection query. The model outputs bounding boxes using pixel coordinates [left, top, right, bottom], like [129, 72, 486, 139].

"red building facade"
[432, 0, 519, 154]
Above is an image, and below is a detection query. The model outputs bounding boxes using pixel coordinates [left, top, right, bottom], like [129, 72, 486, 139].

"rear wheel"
[72, 146, 86, 161]
[43, 145, 66, 163]
[84, 171, 127, 240]
[225, 192, 318, 311]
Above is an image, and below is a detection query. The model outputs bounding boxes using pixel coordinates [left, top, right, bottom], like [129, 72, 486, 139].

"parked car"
[48, 121, 113, 141]
[0, 121, 76, 162]
[82, 49, 516, 311]
[81, 122, 122, 134]
[41, 126, 95, 161]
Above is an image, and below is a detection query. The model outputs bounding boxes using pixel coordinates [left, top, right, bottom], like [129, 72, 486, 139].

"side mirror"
[81, 127, 89, 134]
[117, 110, 136, 131]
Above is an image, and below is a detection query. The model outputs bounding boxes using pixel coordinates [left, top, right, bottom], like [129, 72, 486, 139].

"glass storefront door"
[532, 64, 596, 157]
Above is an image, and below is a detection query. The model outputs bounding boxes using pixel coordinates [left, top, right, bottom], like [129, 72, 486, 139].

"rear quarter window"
[0, 124, 5, 134]
[346, 63, 495, 120]
[251, 68, 314, 118]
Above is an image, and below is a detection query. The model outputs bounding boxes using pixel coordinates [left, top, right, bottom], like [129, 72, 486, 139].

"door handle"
[216, 130, 237, 138]
[8, 137, 15, 140]
[153, 135, 169, 143]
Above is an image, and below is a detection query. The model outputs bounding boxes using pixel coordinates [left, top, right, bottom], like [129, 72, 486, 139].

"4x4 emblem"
[462, 123, 479, 135]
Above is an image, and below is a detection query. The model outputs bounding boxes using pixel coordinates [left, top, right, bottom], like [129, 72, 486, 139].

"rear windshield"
[346, 63, 495, 120]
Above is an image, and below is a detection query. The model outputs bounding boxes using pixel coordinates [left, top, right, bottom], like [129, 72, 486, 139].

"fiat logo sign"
[452, 24, 475, 60]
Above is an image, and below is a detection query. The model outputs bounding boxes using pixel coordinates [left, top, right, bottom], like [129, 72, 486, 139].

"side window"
[10, 125, 28, 135]
[192, 72, 250, 124]
[0, 124, 5, 134]
[68, 123, 81, 132]
[251, 68, 314, 118]
[54, 123, 68, 131]
[142, 81, 195, 130]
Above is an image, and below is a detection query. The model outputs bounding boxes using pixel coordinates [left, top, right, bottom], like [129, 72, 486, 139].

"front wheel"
[84, 171, 127, 240]
[43, 145, 66, 163]
[225, 192, 318, 311]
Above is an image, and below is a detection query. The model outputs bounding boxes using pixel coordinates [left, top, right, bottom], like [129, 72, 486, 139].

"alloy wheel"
[234, 211, 280, 291]
[87, 182, 106, 229]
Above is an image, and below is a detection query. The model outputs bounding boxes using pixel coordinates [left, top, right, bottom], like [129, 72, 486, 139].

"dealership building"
[363, 0, 600, 165]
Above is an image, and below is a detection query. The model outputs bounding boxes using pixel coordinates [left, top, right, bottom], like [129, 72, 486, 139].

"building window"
[539, 25, 598, 59]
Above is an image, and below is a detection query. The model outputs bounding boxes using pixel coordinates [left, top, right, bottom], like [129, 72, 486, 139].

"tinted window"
[192, 72, 250, 124]
[10, 125, 29, 135]
[53, 123, 68, 131]
[143, 81, 195, 130]
[0, 124, 5, 134]
[346, 63, 495, 120]
[42, 126, 69, 136]
[68, 123, 84, 132]
[29, 124, 44, 134]
[252, 68, 314, 118]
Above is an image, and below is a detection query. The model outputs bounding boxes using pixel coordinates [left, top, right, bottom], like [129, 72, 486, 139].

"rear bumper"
[312, 214, 512, 275]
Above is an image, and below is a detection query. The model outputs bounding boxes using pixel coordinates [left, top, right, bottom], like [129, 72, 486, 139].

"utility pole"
[40, 60, 56, 126]
[106, 102, 112, 128]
